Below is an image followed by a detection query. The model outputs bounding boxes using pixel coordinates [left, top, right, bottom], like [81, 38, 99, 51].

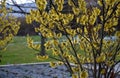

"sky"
[10, 0, 35, 4]
[4, 0, 35, 4]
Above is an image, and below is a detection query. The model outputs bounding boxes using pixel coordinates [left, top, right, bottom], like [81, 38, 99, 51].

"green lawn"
[0, 36, 53, 65]
[1, 35, 119, 65]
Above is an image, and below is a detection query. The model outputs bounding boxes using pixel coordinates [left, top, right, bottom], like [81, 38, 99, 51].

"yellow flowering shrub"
[0, 1, 20, 50]
[0, 0, 20, 62]
[26, 0, 120, 78]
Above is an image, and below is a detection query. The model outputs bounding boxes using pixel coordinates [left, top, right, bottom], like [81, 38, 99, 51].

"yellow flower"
[116, 7, 120, 16]
[80, 15, 88, 25]
[57, 61, 64, 65]
[72, 7, 80, 15]
[35, 27, 39, 32]
[63, 52, 68, 58]
[61, 42, 67, 47]
[72, 74, 78, 78]
[44, 41, 50, 47]
[57, 33, 62, 38]
[68, 55, 74, 61]
[53, 40, 59, 46]
[77, 54, 81, 58]
[107, 52, 113, 57]
[48, 32, 54, 38]
[107, 10, 112, 16]
[36, 55, 48, 60]
[78, 0, 86, 9]
[68, 0, 74, 6]
[93, 7, 101, 16]
[77, 28, 82, 33]
[36, 0, 47, 11]
[33, 44, 40, 50]
[115, 31, 120, 37]
[105, 0, 115, 6]
[63, 19, 69, 25]
[57, 4, 63, 11]
[50, 62, 56, 68]
[100, 16, 103, 21]
[80, 44, 84, 50]
[106, 61, 114, 67]
[96, 57, 101, 63]
[87, 58, 91, 63]
[26, 15, 32, 24]
[42, 11, 47, 18]
[89, 15, 96, 25]
[93, 42, 99, 49]
[72, 67, 79, 72]
[2, 48, 6, 51]
[84, 27, 88, 34]
[96, 53, 106, 63]
[76, 17, 80, 23]
[101, 69, 106, 74]
[80, 70, 88, 78]
[105, 0, 111, 5]
[98, 1, 102, 6]
[67, 13, 74, 21]
[52, 49, 60, 56]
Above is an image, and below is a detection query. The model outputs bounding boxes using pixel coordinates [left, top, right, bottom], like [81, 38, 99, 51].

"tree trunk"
[40, 34, 46, 56]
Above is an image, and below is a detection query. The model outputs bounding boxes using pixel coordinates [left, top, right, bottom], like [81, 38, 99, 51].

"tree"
[0, 0, 20, 61]
[26, 0, 120, 78]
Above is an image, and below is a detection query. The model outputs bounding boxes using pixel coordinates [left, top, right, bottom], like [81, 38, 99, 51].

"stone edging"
[0, 62, 120, 75]
[0, 62, 50, 67]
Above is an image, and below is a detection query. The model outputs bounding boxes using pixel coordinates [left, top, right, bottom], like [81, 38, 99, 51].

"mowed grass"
[1, 34, 119, 65]
[0, 36, 53, 65]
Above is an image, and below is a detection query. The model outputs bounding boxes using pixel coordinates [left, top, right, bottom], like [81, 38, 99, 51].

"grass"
[0, 36, 53, 65]
[0, 36, 84, 65]
[1, 35, 119, 67]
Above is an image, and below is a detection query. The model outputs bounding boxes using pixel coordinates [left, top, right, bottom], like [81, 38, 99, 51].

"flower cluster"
[27, 35, 40, 50]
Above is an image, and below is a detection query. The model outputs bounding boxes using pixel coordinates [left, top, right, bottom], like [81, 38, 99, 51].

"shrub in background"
[0, 0, 20, 61]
